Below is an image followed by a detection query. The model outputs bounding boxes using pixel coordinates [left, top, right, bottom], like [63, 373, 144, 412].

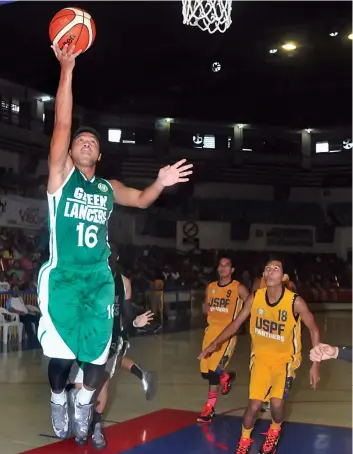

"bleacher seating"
[120, 154, 351, 187]
[192, 199, 326, 226]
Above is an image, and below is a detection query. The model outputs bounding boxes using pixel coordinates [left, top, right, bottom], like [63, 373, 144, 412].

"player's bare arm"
[122, 276, 132, 300]
[198, 293, 255, 359]
[48, 44, 82, 194]
[202, 285, 210, 315]
[294, 296, 321, 389]
[121, 275, 153, 328]
[238, 283, 250, 303]
[202, 298, 210, 315]
[251, 277, 261, 292]
[109, 159, 193, 208]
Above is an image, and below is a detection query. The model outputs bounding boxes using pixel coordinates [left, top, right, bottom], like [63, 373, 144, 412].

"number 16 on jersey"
[76, 222, 98, 248]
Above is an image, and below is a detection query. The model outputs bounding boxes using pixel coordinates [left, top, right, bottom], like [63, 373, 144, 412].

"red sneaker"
[234, 436, 253, 454]
[260, 426, 282, 454]
[196, 403, 215, 423]
[221, 371, 236, 395]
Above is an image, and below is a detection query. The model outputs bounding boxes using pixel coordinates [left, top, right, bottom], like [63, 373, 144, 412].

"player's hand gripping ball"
[49, 7, 96, 53]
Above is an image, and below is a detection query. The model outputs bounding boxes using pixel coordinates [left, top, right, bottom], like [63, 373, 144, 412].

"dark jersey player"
[69, 244, 155, 449]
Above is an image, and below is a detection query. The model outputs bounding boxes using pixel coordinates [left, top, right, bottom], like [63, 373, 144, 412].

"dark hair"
[71, 126, 101, 145]
[266, 255, 285, 270]
[218, 254, 234, 268]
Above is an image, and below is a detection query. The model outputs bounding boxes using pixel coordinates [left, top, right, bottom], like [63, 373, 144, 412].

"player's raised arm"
[293, 296, 321, 389]
[198, 293, 254, 359]
[48, 44, 82, 194]
[109, 159, 193, 208]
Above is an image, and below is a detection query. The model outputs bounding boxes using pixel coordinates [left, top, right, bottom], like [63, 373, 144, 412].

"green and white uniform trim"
[37, 167, 115, 364]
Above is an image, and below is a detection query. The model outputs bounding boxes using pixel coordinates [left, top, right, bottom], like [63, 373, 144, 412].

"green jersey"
[47, 167, 114, 267]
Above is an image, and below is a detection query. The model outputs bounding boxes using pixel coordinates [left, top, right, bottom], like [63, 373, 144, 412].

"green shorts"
[37, 261, 114, 364]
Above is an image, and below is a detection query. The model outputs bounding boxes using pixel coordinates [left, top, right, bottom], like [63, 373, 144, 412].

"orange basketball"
[49, 7, 96, 53]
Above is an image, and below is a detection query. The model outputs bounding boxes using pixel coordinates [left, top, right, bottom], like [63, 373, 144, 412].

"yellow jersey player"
[253, 272, 297, 414]
[198, 256, 249, 423]
[199, 258, 320, 453]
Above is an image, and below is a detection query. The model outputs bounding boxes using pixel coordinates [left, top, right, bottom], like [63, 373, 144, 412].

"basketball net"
[182, 0, 232, 34]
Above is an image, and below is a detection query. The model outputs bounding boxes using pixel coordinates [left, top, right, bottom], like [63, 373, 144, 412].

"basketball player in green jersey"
[38, 43, 193, 441]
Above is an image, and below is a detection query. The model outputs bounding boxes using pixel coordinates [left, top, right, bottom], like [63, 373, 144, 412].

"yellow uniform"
[249, 287, 302, 401]
[201, 280, 243, 374]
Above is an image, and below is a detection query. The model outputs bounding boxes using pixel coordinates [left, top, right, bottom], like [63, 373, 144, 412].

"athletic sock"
[77, 386, 95, 406]
[131, 364, 143, 381]
[270, 420, 282, 431]
[242, 425, 254, 439]
[51, 389, 67, 405]
[207, 391, 218, 408]
[92, 411, 103, 425]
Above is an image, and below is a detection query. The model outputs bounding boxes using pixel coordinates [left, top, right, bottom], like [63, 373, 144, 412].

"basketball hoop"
[182, 0, 233, 34]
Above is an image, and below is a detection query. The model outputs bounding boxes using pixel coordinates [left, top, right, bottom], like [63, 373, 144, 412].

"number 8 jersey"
[249, 287, 302, 363]
[48, 167, 114, 266]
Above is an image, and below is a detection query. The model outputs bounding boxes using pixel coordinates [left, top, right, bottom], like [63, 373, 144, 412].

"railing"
[1, 288, 350, 334]
[148, 288, 352, 332]
[0, 291, 38, 308]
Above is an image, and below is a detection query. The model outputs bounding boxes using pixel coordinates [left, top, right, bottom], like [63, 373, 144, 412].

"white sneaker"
[50, 400, 70, 439]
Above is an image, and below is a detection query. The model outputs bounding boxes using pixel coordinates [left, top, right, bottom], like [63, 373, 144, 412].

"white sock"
[51, 389, 67, 405]
[77, 386, 95, 406]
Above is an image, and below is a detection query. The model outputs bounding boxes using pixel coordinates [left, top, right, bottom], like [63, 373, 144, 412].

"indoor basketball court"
[0, 312, 351, 454]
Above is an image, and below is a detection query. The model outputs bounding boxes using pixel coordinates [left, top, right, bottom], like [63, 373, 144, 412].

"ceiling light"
[282, 43, 297, 51]
[305, 128, 312, 134]
[349, 33, 353, 40]
[329, 32, 338, 37]
[238, 124, 245, 129]
[40, 96, 52, 102]
[212, 61, 221, 72]
[165, 118, 174, 123]
[269, 49, 278, 54]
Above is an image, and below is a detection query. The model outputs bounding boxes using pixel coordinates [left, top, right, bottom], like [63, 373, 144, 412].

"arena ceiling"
[0, 1, 351, 127]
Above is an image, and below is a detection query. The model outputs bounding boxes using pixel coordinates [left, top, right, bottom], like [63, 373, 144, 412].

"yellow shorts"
[249, 356, 301, 402]
[200, 326, 237, 374]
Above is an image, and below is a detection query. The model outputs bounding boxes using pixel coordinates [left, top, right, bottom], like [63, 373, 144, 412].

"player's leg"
[71, 266, 115, 440]
[198, 336, 236, 422]
[235, 360, 271, 453]
[198, 370, 220, 423]
[67, 363, 92, 446]
[90, 355, 119, 450]
[48, 358, 75, 438]
[219, 339, 237, 395]
[259, 363, 297, 454]
[218, 336, 237, 396]
[198, 331, 224, 423]
[121, 355, 157, 401]
[38, 266, 80, 438]
[258, 398, 284, 454]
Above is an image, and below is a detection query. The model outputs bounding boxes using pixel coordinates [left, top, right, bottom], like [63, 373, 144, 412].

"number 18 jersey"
[250, 287, 302, 363]
[48, 167, 114, 267]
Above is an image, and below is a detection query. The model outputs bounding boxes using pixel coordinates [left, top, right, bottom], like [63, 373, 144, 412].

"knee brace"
[82, 362, 106, 389]
[201, 372, 209, 381]
[208, 370, 221, 386]
[48, 358, 75, 392]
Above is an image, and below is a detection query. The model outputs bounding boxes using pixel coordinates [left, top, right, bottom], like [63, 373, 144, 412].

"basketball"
[49, 7, 96, 53]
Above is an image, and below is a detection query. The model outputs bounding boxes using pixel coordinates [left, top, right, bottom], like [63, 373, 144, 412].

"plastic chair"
[0, 308, 20, 344]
